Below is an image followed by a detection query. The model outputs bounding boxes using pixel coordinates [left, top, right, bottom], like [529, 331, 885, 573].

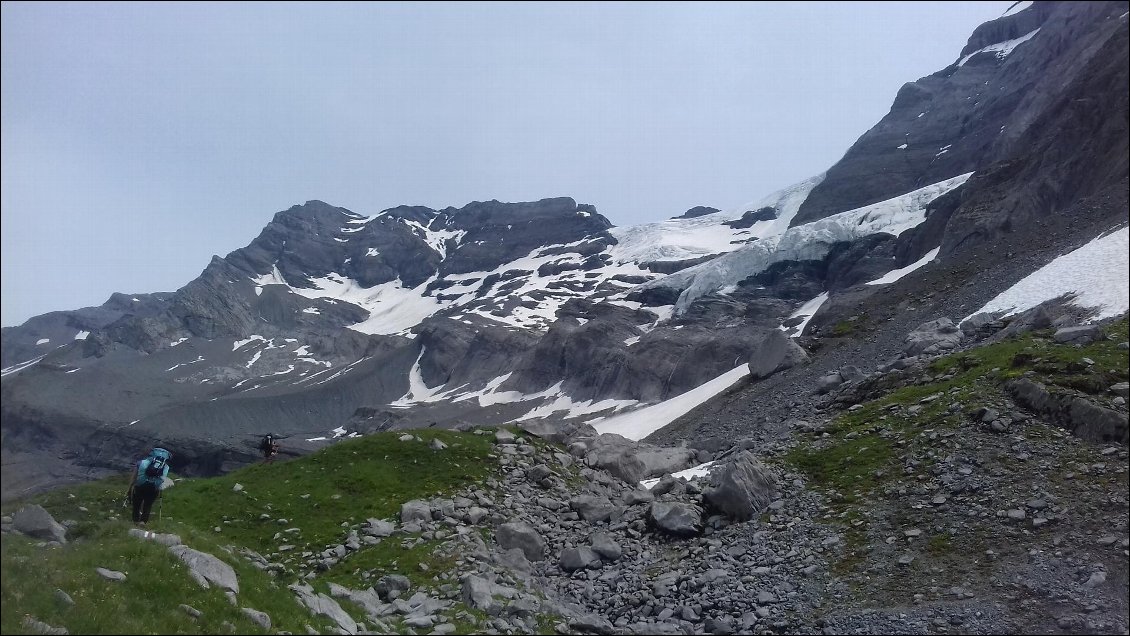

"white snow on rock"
[781, 292, 829, 338]
[640, 461, 719, 489]
[638, 173, 973, 315]
[36, 338, 50, 345]
[866, 247, 940, 286]
[607, 173, 825, 264]
[589, 363, 750, 440]
[74, 331, 90, 340]
[958, 28, 1040, 67]
[965, 226, 1129, 323]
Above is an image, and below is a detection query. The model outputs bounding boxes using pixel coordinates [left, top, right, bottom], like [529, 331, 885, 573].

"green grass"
[780, 317, 1129, 603]
[1, 428, 505, 635]
[167, 428, 496, 554]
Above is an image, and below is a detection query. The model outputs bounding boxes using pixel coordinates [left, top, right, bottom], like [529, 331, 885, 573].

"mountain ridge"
[2, 0, 1127, 506]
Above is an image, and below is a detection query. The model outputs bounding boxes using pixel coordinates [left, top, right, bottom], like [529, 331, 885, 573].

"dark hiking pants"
[132, 483, 159, 523]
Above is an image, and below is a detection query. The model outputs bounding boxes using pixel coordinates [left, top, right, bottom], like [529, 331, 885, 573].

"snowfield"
[965, 226, 1129, 323]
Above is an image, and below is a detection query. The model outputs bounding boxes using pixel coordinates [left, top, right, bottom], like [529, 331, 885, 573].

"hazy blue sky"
[2, 1, 1012, 327]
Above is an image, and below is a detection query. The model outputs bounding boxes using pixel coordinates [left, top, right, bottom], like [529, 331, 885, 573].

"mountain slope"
[3, 0, 1127, 503]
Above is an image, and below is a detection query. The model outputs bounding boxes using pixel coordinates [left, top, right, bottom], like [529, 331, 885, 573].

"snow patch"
[233, 335, 266, 351]
[36, 338, 49, 345]
[74, 331, 90, 340]
[866, 248, 940, 286]
[964, 227, 1129, 323]
[590, 364, 750, 440]
[958, 28, 1040, 67]
[782, 292, 829, 338]
[640, 461, 718, 489]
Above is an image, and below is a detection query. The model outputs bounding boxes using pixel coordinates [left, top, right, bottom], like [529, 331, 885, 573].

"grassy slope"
[779, 317, 1129, 612]
[2, 428, 502, 635]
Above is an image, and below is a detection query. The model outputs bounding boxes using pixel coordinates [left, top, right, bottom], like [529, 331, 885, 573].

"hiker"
[127, 447, 171, 525]
[259, 434, 281, 462]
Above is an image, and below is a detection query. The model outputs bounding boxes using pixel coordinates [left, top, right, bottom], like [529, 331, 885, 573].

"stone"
[12, 505, 67, 544]
[364, 519, 395, 537]
[95, 567, 126, 581]
[591, 532, 622, 561]
[290, 583, 358, 635]
[375, 574, 411, 599]
[240, 608, 272, 630]
[904, 318, 962, 356]
[429, 438, 448, 451]
[1053, 325, 1103, 344]
[20, 617, 68, 635]
[400, 500, 432, 525]
[648, 502, 702, 537]
[168, 545, 239, 593]
[702, 451, 777, 521]
[560, 546, 600, 571]
[497, 521, 546, 561]
[570, 495, 616, 523]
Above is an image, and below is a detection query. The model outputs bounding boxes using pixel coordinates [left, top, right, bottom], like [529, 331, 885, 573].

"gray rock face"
[703, 451, 778, 521]
[675, 206, 721, 219]
[648, 502, 703, 537]
[12, 505, 67, 544]
[168, 545, 239, 593]
[497, 521, 546, 561]
[1007, 378, 1129, 444]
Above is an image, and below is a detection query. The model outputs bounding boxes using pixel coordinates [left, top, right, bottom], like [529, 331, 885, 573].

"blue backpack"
[137, 448, 170, 486]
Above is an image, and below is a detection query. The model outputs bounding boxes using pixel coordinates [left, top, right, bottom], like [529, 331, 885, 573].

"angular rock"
[569, 495, 616, 523]
[168, 545, 239, 593]
[591, 532, 622, 561]
[240, 608, 272, 630]
[648, 502, 702, 537]
[703, 451, 777, 521]
[400, 499, 431, 525]
[904, 318, 961, 356]
[290, 583, 357, 635]
[364, 519, 395, 537]
[375, 574, 411, 599]
[13, 505, 67, 544]
[560, 546, 600, 571]
[497, 521, 546, 561]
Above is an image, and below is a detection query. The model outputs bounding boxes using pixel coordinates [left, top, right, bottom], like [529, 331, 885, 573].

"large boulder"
[1007, 379, 1129, 444]
[648, 502, 702, 537]
[290, 583, 358, 635]
[569, 495, 616, 523]
[904, 318, 962, 356]
[559, 546, 601, 571]
[168, 545, 239, 593]
[583, 434, 696, 483]
[703, 451, 777, 521]
[400, 500, 431, 525]
[12, 505, 67, 544]
[591, 532, 623, 561]
[497, 521, 546, 561]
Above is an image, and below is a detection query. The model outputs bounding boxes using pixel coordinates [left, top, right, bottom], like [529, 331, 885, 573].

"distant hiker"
[127, 447, 171, 525]
[259, 434, 281, 462]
